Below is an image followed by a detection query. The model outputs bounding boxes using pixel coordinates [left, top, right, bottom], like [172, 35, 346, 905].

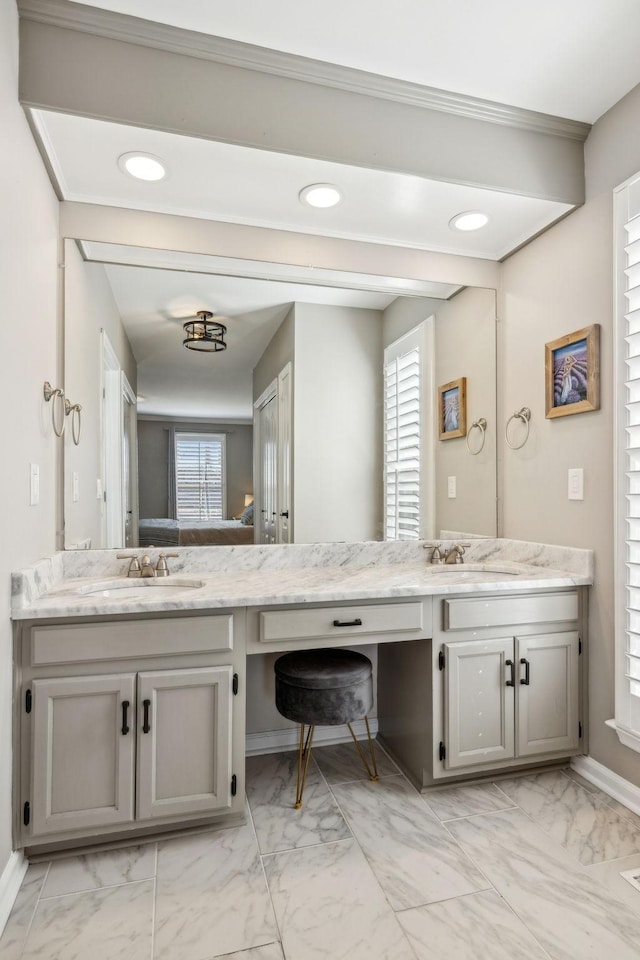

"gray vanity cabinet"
[30, 673, 136, 836]
[16, 611, 245, 853]
[443, 630, 580, 770]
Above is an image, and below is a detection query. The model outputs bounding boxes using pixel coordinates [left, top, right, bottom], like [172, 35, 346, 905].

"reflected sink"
[79, 578, 205, 599]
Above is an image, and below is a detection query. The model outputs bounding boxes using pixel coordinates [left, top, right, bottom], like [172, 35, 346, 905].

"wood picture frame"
[545, 324, 600, 419]
[438, 377, 467, 439]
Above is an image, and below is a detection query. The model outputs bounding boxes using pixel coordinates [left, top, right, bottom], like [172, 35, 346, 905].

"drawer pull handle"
[142, 698, 151, 733]
[121, 700, 130, 735]
[520, 658, 531, 686]
[332, 618, 363, 628]
[505, 659, 515, 686]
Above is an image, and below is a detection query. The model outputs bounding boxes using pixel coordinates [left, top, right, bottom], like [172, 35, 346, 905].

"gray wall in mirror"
[62, 238, 497, 548]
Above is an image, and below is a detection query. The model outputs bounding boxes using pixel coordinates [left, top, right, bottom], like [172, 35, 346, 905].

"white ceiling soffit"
[79, 242, 461, 299]
[35, 110, 572, 261]
[55, 0, 640, 123]
[103, 262, 398, 420]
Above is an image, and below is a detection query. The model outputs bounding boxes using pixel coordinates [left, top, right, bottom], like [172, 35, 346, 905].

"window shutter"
[175, 433, 225, 522]
[623, 210, 640, 698]
[384, 342, 421, 540]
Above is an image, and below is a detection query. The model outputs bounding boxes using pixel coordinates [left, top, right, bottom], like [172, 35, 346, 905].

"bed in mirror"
[62, 239, 497, 549]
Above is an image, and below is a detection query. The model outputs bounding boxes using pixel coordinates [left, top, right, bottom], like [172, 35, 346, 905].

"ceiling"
[67, 0, 640, 123]
[90, 247, 418, 419]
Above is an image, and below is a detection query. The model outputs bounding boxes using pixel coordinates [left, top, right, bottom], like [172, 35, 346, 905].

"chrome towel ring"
[43, 381, 65, 437]
[65, 399, 82, 446]
[465, 417, 487, 455]
[505, 407, 531, 450]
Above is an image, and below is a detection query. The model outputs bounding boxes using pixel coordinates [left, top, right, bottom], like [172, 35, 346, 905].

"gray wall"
[500, 80, 640, 788]
[0, 0, 59, 871]
[253, 307, 294, 402]
[138, 418, 253, 520]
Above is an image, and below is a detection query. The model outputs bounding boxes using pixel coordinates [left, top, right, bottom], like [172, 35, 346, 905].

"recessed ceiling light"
[449, 211, 490, 232]
[299, 183, 343, 208]
[118, 152, 167, 182]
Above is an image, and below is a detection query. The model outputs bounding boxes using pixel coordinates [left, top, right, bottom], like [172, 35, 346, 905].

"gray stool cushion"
[274, 648, 373, 726]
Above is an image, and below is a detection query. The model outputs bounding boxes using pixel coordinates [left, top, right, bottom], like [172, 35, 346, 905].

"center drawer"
[259, 601, 425, 644]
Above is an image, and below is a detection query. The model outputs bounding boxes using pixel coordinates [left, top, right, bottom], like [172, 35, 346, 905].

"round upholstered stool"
[274, 648, 379, 808]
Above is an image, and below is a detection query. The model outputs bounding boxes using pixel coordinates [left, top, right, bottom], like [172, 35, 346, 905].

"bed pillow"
[240, 502, 254, 525]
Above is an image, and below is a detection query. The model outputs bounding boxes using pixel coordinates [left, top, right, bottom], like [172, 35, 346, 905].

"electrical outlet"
[447, 476, 457, 499]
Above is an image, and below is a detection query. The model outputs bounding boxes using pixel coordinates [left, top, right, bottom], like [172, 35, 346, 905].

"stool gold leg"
[347, 718, 379, 782]
[295, 723, 315, 809]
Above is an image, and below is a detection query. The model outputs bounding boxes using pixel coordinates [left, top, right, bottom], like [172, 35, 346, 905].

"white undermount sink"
[424, 563, 521, 580]
[79, 578, 205, 598]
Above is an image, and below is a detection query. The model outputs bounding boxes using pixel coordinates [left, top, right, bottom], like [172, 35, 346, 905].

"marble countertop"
[11, 555, 592, 621]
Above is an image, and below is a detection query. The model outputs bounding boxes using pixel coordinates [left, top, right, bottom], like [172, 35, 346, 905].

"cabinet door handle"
[142, 698, 151, 733]
[121, 700, 130, 735]
[332, 618, 363, 628]
[520, 658, 530, 685]
[505, 659, 515, 686]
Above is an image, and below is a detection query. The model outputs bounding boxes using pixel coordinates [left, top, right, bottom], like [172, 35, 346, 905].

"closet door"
[277, 363, 292, 543]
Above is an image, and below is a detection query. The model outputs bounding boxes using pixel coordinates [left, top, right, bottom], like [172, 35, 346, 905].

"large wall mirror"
[62, 238, 497, 549]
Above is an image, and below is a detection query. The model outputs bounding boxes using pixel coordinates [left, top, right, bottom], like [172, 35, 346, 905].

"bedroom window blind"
[384, 330, 422, 540]
[175, 433, 226, 522]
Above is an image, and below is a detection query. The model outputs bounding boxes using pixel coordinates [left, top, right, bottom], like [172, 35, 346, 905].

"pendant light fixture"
[183, 310, 227, 353]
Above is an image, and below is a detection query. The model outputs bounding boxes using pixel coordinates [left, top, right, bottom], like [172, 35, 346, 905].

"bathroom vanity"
[11, 539, 592, 856]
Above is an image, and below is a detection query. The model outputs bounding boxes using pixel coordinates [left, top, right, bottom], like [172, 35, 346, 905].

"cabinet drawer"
[444, 592, 578, 631]
[260, 601, 424, 644]
[31, 615, 233, 666]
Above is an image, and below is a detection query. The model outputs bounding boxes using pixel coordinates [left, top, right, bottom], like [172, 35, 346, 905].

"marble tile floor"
[3, 747, 640, 960]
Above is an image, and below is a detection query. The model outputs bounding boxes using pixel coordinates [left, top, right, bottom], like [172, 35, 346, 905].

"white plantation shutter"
[615, 174, 640, 751]
[384, 329, 422, 540]
[175, 433, 226, 522]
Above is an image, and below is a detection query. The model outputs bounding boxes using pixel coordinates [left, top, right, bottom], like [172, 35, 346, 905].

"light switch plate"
[568, 468, 584, 500]
[447, 476, 457, 499]
[30, 463, 40, 506]
[72, 472, 80, 502]
[96, 478, 103, 500]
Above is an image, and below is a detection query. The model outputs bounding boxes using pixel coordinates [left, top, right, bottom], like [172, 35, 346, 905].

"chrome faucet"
[444, 543, 469, 564]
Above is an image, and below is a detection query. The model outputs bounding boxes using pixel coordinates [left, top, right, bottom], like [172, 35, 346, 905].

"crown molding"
[18, 0, 591, 142]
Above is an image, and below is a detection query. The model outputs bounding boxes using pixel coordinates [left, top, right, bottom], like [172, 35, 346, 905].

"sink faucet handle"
[116, 554, 142, 578]
[155, 552, 180, 577]
[427, 543, 443, 565]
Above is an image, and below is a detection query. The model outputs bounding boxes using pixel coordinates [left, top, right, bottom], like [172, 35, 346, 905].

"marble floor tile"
[584, 852, 640, 915]
[563, 768, 640, 831]
[263, 839, 416, 960]
[312, 740, 399, 783]
[446, 806, 585, 888]
[448, 808, 640, 959]
[215, 945, 284, 960]
[247, 751, 351, 854]
[42, 843, 156, 897]
[397, 889, 548, 960]
[22, 878, 154, 960]
[498, 770, 640, 865]
[154, 821, 278, 960]
[421, 781, 514, 821]
[0, 863, 49, 960]
[332, 775, 489, 909]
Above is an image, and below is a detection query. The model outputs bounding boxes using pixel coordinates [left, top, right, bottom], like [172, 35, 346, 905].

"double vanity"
[11, 539, 592, 857]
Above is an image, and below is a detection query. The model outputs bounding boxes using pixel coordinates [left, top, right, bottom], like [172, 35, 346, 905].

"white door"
[102, 332, 124, 548]
[443, 637, 516, 769]
[136, 667, 233, 820]
[256, 393, 278, 544]
[30, 674, 135, 836]
[516, 631, 580, 757]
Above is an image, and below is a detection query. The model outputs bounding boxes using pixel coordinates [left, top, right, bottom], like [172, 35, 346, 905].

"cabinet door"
[444, 638, 515, 769]
[30, 674, 135, 836]
[516, 631, 580, 757]
[137, 666, 233, 820]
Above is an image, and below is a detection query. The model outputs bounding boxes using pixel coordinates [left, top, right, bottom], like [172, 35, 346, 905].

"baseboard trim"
[246, 719, 379, 757]
[571, 756, 640, 817]
[0, 851, 27, 937]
